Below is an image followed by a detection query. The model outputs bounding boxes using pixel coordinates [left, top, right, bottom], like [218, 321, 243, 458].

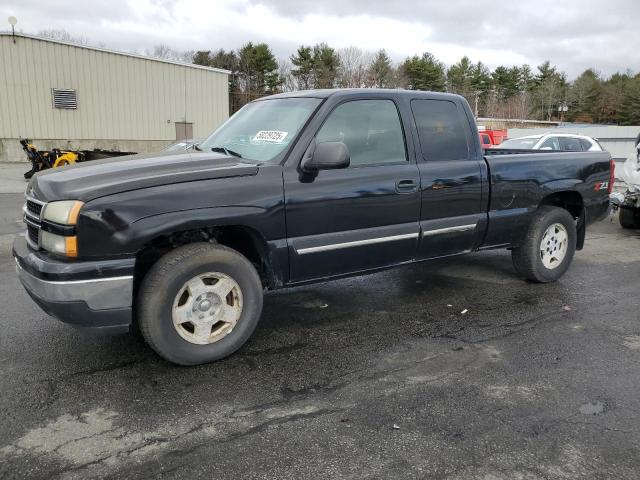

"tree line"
[36, 30, 640, 124]
[190, 43, 640, 124]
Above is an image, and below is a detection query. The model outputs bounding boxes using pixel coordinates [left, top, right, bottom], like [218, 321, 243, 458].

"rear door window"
[559, 137, 584, 151]
[579, 138, 594, 150]
[540, 137, 560, 150]
[411, 99, 470, 161]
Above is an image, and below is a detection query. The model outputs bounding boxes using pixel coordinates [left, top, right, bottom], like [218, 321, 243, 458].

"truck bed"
[481, 149, 612, 247]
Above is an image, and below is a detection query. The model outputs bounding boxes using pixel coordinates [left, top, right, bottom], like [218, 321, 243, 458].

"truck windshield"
[199, 97, 322, 162]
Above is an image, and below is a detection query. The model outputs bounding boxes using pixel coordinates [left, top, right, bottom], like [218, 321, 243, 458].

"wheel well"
[134, 226, 275, 293]
[539, 191, 586, 250]
[539, 191, 583, 219]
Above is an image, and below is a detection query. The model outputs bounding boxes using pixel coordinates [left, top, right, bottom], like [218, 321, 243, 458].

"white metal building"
[0, 33, 230, 163]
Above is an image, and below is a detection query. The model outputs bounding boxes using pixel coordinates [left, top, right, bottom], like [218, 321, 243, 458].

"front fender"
[78, 203, 286, 257]
[124, 206, 268, 252]
[75, 166, 286, 258]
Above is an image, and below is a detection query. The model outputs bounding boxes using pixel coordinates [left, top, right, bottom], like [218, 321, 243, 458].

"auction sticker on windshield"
[254, 130, 288, 143]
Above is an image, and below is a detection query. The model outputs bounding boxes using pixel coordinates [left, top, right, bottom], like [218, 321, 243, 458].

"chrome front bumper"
[13, 235, 134, 333]
[16, 259, 133, 311]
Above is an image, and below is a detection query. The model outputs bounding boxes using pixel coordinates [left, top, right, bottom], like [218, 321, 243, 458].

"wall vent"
[52, 88, 77, 109]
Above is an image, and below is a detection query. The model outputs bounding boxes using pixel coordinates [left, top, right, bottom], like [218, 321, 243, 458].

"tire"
[512, 206, 577, 283]
[137, 242, 263, 365]
[619, 207, 640, 229]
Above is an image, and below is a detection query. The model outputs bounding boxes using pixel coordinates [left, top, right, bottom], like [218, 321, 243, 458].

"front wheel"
[512, 206, 577, 283]
[137, 243, 263, 365]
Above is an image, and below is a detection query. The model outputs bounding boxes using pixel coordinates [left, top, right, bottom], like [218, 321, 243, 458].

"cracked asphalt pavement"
[1, 183, 639, 479]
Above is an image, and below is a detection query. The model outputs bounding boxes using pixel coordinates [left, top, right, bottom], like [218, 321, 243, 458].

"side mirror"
[302, 141, 350, 172]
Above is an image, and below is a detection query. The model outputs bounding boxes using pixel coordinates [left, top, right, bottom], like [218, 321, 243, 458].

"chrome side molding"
[421, 224, 477, 237]
[296, 232, 419, 255]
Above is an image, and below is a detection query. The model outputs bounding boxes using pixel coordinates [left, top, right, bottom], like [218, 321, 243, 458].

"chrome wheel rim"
[540, 223, 568, 270]
[172, 272, 243, 345]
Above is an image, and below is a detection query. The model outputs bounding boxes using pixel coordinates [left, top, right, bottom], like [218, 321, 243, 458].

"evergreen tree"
[313, 43, 341, 88]
[567, 69, 601, 121]
[367, 49, 394, 88]
[531, 61, 567, 120]
[238, 42, 280, 95]
[619, 76, 640, 125]
[290, 43, 341, 89]
[193, 50, 212, 66]
[447, 56, 473, 96]
[517, 64, 536, 92]
[193, 49, 238, 70]
[290, 46, 315, 89]
[469, 62, 492, 90]
[468, 61, 492, 116]
[400, 53, 446, 91]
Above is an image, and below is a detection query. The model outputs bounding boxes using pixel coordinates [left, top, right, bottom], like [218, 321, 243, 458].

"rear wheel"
[137, 242, 263, 365]
[512, 206, 577, 283]
[619, 207, 640, 229]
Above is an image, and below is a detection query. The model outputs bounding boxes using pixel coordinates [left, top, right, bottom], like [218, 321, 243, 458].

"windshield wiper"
[210, 146, 242, 158]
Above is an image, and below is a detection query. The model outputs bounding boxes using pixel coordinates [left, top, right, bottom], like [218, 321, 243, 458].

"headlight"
[40, 200, 82, 257]
[43, 200, 83, 225]
[40, 231, 78, 257]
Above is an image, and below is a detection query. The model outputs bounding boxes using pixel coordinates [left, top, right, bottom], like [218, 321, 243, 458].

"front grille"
[26, 199, 43, 218]
[27, 223, 39, 245]
[24, 196, 46, 250]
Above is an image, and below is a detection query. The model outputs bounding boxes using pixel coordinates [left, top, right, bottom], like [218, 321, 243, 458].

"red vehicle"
[478, 127, 507, 148]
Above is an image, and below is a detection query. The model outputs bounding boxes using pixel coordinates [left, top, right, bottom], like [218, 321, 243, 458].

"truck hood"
[28, 151, 260, 202]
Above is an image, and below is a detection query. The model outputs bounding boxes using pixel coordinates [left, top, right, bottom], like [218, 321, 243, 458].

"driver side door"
[283, 98, 421, 283]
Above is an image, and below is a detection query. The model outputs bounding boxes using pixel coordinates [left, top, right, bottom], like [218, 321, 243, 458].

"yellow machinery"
[20, 139, 135, 179]
[20, 139, 78, 179]
[51, 150, 79, 167]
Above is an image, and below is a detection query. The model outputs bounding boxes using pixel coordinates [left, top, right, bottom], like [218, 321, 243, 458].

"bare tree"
[337, 46, 373, 88]
[38, 29, 90, 45]
[278, 59, 297, 92]
[146, 44, 194, 63]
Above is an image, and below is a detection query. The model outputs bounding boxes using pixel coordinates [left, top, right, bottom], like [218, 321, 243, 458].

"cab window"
[315, 99, 407, 167]
[410, 99, 470, 161]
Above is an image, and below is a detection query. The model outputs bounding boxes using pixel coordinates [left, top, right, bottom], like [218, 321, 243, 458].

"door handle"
[396, 179, 418, 193]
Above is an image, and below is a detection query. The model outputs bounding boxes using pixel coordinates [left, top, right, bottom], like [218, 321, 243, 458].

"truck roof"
[264, 88, 462, 101]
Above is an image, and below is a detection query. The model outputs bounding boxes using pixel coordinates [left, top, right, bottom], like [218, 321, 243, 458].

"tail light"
[609, 159, 615, 194]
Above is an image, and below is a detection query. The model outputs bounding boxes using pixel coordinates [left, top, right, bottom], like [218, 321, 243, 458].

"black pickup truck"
[13, 89, 613, 365]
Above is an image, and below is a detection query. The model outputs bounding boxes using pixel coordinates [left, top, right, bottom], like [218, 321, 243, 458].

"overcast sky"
[3, 0, 639, 78]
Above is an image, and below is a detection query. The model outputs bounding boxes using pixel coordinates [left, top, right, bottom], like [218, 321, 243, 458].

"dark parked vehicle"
[13, 89, 614, 365]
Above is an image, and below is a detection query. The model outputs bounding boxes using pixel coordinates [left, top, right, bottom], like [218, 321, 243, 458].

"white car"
[498, 133, 603, 152]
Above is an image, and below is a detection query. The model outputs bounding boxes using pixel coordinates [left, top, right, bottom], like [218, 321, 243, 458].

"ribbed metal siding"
[0, 35, 229, 140]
